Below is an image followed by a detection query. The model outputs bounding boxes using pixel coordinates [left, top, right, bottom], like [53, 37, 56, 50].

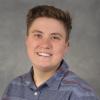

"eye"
[51, 36, 61, 40]
[34, 33, 42, 39]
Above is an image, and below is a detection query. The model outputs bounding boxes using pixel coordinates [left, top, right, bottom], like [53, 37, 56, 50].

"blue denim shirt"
[1, 60, 99, 100]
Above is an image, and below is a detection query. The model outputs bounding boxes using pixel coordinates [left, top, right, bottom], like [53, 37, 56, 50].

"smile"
[37, 52, 52, 57]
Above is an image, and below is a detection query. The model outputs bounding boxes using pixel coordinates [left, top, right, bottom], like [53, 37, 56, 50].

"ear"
[64, 41, 70, 54]
[25, 34, 28, 46]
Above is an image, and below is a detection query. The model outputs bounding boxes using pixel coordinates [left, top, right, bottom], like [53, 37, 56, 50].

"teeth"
[37, 52, 51, 57]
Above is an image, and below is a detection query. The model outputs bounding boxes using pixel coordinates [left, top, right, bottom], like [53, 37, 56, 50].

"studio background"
[0, 0, 100, 97]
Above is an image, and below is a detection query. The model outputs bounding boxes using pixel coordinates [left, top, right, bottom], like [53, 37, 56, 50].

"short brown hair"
[26, 5, 72, 40]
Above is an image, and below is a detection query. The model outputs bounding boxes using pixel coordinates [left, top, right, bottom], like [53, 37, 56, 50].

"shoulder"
[60, 71, 99, 99]
[8, 72, 29, 87]
[2, 72, 29, 98]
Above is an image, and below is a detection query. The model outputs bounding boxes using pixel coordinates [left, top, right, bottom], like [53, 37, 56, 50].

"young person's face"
[26, 17, 69, 72]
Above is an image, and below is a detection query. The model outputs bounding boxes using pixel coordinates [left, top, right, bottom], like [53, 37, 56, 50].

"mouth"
[37, 52, 52, 57]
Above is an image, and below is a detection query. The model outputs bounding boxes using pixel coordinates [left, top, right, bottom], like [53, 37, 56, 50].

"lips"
[37, 52, 52, 57]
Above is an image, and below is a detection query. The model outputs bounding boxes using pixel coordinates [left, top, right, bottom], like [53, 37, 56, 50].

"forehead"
[29, 17, 66, 34]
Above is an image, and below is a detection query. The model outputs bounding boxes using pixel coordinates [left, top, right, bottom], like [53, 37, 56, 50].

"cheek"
[26, 39, 36, 50]
[54, 44, 67, 54]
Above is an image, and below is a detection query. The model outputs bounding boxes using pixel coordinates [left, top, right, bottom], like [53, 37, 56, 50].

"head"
[26, 5, 72, 41]
[26, 5, 72, 72]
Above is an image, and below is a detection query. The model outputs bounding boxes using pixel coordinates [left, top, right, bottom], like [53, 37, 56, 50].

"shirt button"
[34, 92, 38, 96]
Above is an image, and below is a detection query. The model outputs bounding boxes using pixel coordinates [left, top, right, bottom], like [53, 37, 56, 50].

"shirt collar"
[46, 60, 69, 90]
[23, 59, 69, 90]
[22, 67, 36, 90]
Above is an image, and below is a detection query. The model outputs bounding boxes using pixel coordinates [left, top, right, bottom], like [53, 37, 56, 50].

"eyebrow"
[51, 33, 63, 38]
[32, 30, 43, 34]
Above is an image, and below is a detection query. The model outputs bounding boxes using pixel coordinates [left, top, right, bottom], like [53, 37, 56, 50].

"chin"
[36, 63, 55, 71]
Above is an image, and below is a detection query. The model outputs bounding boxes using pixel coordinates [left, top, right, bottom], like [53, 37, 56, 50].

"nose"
[40, 38, 52, 49]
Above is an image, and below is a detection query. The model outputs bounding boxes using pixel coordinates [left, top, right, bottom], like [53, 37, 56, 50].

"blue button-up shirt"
[1, 60, 99, 100]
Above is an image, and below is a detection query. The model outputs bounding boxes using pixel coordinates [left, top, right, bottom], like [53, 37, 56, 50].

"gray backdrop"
[0, 0, 100, 97]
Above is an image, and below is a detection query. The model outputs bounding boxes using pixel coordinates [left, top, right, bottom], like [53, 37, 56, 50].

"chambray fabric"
[1, 60, 99, 100]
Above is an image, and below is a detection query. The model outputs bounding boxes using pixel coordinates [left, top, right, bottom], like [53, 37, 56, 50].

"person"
[1, 5, 99, 100]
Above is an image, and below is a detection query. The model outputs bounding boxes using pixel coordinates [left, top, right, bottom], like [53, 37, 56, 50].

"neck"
[32, 67, 58, 87]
